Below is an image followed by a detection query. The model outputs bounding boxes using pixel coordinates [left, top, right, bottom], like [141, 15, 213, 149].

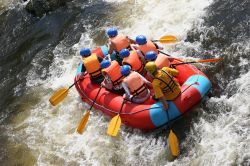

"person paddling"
[79, 48, 104, 84]
[100, 60, 125, 94]
[106, 27, 136, 65]
[135, 35, 163, 57]
[121, 65, 152, 104]
[119, 49, 146, 75]
[144, 62, 181, 106]
[145, 51, 171, 69]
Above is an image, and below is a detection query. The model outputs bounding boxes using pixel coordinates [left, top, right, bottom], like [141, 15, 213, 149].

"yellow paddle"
[152, 35, 177, 44]
[166, 110, 180, 157]
[168, 130, 180, 157]
[49, 79, 81, 106]
[172, 58, 222, 66]
[76, 86, 102, 134]
[107, 100, 126, 137]
[160, 97, 180, 157]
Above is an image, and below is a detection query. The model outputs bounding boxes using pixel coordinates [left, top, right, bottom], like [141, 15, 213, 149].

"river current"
[0, 0, 249, 165]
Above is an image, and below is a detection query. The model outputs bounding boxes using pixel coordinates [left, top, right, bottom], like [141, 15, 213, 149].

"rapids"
[0, 0, 249, 165]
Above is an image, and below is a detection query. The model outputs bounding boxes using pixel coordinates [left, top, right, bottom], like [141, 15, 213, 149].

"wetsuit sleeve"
[152, 80, 164, 99]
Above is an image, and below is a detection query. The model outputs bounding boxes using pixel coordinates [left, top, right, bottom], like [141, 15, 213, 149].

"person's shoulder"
[162, 67, 172, 72]
[161, 67, 168, 71]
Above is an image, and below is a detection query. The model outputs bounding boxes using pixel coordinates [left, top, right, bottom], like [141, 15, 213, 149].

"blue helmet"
[136, 35, 147, 45]
[107, 27, 118, 37]
[145, 51, 157, 61]
[80, 48, 91, 57]
[100, 60, 111, 69]
[120, 65, 131, 76]
[119, 49, 130, 58]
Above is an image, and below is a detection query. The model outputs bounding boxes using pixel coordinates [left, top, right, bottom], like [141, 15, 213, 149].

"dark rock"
[25, 0, 71, 17]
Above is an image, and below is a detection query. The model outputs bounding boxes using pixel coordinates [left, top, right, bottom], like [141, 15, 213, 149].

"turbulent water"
[0, 0, 249, 165]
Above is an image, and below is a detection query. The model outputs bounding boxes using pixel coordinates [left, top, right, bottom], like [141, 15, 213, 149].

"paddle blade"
[49, 88, 69, 106]
[76, 110, 90, 134]
[168, 130, 180, 157]
[107, 115, 121, 137]
[197, 58, 222, 63]
[159, 35, 177, 43]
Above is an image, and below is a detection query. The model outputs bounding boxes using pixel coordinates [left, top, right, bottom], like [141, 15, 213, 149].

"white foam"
[186, 70, 250, 165]
[12, 0, 249, 165]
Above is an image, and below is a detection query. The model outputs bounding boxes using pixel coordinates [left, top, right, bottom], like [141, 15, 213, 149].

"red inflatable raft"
[75, 46, 211, 130]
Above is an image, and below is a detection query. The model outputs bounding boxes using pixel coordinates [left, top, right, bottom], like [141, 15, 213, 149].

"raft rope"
[77, 62, 203, 116]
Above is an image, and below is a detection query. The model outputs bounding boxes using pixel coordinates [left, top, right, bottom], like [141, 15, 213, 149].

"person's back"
[80, 48, 104, 84]
[121, 65, 151, 103]
[145, 51, 170, 69]
[106, 27, 136, 65]
[145, 62, 180, 101]
[153, 67, 180, 100]
[110, 34, 130, 53]
[119, 49, 145, 75]
[135, 35, 159, 57]
[101, 60, 124, 94]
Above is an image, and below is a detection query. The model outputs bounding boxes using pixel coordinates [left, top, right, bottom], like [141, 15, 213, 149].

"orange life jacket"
[137, 40, 158, 56]
[122, 50, 144, 74]
[155, 53, 170, 69]
[110, 34, 130, 52]
[102, 61, 124, 87]
[82, 53, 102, 79]
[124, 71, 147, 98]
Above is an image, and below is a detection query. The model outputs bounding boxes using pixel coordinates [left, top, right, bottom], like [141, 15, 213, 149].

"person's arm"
[127, 36, 136, 44]
[137, 50, 146, 64]
[163, 67, 179, 76]
[108, 40, 115, 54]
[101, 74, 113, 90]
[138, 72, 152, 88]
[152, 80, 164, 99]
[159, 96, 168, 110]
[122, 82, 132, 99]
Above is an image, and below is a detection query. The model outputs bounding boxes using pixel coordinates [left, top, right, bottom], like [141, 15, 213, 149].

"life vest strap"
[131, 84, 147, 96]
[113, 75, 125, 86]
[154, 69, 176, 93]
[137, 62, 144, 74]
[89, 69, 102, 79]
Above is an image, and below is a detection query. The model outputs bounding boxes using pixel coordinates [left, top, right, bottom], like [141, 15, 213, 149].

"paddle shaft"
[89, 86, 102, 110]
[172, 61, 197, 66]
[118, 99, 126, 114]
[165, 109, 171, 130]
[160, 97, 171, 129]
[171, 58, 221, 66]
[158, 50, 171, 57]
[69, 79, 81, 89]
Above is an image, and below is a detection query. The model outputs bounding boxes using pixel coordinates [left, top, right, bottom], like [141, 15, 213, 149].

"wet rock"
[25, 0, 71, 17]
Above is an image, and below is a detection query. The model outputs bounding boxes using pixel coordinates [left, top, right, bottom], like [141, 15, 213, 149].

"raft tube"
[75, 46, 211, 130]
